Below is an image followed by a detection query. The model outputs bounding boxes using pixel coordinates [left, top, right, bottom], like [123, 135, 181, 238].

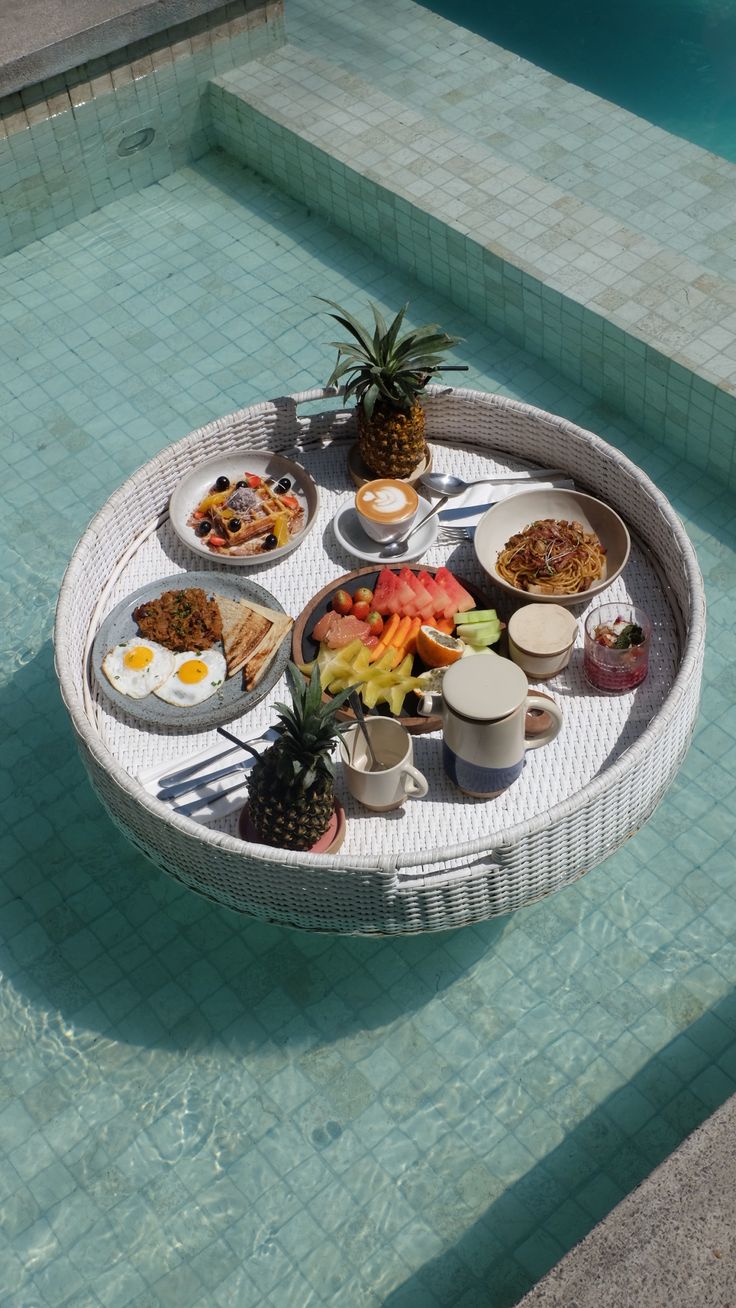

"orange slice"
[274, 512, 289, 547]
[416, 625, 465, 668]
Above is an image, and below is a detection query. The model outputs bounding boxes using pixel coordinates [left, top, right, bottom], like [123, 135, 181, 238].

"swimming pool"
[2, 2, 736, 1304]
[420, 0, 736, 162]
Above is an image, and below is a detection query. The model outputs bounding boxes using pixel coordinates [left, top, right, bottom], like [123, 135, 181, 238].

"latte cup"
[355, 478, 419, 543]
[338, 717, 428, 811]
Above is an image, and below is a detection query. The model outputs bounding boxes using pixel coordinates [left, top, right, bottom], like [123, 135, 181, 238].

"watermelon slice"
[372, 568, 400, 615]
[399, 568, 433, 617]
[394, 575, 417, 615]
[417, 570, 450, 620]
[424, 571, 454, 619]
[435, 567, 476, 614]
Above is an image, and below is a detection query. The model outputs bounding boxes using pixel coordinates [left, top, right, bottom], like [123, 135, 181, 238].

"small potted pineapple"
[321, 299, 463, 481]
[243, 664, 352, 852]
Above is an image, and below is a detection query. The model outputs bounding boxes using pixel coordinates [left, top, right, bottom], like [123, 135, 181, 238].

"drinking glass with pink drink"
[584, 603, 651, 693]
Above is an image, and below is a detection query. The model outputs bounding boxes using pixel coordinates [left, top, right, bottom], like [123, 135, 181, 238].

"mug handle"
[524, 694, 563, 749]
[401, 764, 429, 799]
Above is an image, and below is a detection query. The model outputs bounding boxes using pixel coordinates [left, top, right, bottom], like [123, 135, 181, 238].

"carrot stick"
[369, 612, 400, 662]
[400, 616, 422, 656]
[388, 615, 412, 653]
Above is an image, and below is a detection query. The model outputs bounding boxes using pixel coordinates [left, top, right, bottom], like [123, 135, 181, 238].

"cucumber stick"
[456, 620, 502, 647]
[453, 608, 499, 625]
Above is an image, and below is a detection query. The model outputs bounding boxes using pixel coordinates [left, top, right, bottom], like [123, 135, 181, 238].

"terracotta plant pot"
[238, 800, 346, 854]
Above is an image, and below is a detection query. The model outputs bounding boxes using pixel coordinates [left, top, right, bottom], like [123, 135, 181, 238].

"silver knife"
[157, 756, 258, 801]
[158, 744, 239, 788]
[157, 727, 276, 789]
[439, 502, 494, 520]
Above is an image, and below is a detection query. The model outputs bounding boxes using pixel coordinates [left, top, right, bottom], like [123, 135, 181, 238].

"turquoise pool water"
[2, 146, 736, 1306]
[420, 0, 736, 163]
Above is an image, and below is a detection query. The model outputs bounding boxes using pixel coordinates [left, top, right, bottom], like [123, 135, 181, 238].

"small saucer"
[332, 495, 439, 564]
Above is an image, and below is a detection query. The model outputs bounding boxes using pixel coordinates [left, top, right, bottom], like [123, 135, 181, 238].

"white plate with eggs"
[90, 572, 290, 730]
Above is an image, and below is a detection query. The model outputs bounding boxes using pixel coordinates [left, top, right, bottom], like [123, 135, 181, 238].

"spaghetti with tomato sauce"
[497, 518, 606, 595]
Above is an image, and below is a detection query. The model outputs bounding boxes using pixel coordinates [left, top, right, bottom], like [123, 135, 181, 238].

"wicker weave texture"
[55, 387, 705, 934]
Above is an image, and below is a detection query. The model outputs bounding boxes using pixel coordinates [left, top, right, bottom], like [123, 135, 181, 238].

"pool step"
[207, 44, 736, 486]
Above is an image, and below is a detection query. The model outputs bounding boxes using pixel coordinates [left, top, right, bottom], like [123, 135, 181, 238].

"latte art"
[356, 478, 419, 523]
[363, 485, 412, 516]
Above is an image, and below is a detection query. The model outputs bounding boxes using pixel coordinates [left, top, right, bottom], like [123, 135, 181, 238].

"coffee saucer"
[332, 495, 439, 564]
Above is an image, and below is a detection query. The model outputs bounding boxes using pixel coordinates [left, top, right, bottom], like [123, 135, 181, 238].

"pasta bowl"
[474, 488, 630, 606]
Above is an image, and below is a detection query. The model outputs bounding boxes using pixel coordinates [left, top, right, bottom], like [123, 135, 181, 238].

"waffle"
[211, 482, 303, 549]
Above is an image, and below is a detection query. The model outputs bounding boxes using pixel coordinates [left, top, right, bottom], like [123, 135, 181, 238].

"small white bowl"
[507, 604, 578, 679]
[474, 488, 630, 607]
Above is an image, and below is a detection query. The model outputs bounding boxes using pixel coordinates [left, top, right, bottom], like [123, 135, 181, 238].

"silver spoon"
[348, 692, 383, 771]
[381, 495, 450, 558]
[420, 469, 569, 497]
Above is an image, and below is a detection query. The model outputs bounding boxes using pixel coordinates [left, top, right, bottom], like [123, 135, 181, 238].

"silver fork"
[437, 525, 476, 545]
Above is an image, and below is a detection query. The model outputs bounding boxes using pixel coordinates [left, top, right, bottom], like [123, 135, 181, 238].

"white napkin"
[438, 479, 574, 523]
[138, 728, 275, 825]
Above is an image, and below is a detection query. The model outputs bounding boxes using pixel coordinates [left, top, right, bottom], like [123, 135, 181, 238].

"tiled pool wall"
[207, 45, 736, 493]
[0, 0, 283, 256]
[4, 0, 736, 494]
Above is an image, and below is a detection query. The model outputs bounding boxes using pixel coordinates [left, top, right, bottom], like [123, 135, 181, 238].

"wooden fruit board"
[291, 564, 492, 734]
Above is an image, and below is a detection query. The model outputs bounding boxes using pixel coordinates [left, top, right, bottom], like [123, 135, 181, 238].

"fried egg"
[154, 648, 227, 707]
[102, 638, 176, 699]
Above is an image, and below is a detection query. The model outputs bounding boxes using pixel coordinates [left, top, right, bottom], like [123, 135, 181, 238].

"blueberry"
[228, 518, 242, 533]
[235, 479, 247, 489]
[195, 520, 212, 537]
[275, 477, 291, 494]
[214, 475, 230, 492]
[262, 533, 278, 550]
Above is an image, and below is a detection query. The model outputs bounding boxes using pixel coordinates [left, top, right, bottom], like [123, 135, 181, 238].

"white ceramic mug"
[355, 479, 419, 543]
[441, 651, 563, 797]
[339, 717, 428, 810]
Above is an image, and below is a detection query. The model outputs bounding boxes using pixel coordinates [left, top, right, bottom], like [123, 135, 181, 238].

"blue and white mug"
[441, 652, 562, 798]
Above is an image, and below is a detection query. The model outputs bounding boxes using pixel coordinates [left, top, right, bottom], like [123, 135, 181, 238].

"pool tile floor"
[1, 149, 735, 1306]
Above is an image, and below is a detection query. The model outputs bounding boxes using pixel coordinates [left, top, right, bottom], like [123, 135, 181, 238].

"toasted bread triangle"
[215, 596, 273, 679]
[243, 613, 294, 690]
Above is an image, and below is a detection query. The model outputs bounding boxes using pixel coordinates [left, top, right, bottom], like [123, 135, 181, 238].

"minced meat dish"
[133, 588, 222, 652]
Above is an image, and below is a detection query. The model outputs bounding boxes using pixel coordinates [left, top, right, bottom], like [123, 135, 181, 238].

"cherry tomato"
[365, 611, 384, 636]
[352, 600, 370, 621]
[331, 588, 353, 615]
[354, 586, 374, 606]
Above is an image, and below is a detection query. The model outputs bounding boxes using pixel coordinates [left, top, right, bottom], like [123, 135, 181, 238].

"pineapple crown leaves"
[266, 663, 355, 794]
[319, 298, 462, 418]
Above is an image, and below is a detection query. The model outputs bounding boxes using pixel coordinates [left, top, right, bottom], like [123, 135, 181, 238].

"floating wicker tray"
[55, 388, 705, 935]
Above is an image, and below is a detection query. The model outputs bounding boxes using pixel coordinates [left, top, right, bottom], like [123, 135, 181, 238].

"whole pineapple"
[247, 664, 353, 851]
[321, 299, 462, 479]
